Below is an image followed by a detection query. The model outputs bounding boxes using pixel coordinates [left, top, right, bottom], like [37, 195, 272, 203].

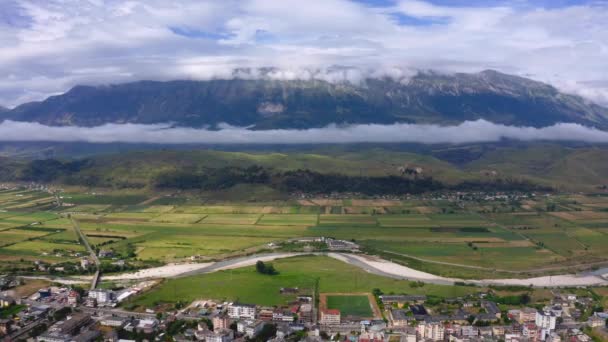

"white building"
[320, 309, 340, 325]
[417, 323, 445, 341]
[88, 289, 114, 304]
[197, 328, 234, 342]
[227, 303, 256, 319]
[536, 310, 557, 340]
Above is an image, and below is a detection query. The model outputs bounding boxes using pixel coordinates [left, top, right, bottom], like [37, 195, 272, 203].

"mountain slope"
[6, 70, 608, 129]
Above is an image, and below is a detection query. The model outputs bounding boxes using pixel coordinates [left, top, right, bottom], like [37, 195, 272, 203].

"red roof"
[322, 309, 340, 315]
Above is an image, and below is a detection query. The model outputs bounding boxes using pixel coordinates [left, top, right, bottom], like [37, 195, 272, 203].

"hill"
[2, 144, 608, 193]
[5, 70, 608, 129]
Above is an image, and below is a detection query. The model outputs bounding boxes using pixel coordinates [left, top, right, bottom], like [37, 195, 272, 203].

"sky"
[0, 0, 607, 109]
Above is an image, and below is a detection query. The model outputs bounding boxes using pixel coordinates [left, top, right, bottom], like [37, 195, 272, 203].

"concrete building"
[196, 328, 234, 342]
[320, 309, 341, 325]
[212, 315, 231, 330]
[88, 289, 114, 305]
[417, 322, 444, 341]
[227, 303, 256, 319]
[536, 310, 557, 340]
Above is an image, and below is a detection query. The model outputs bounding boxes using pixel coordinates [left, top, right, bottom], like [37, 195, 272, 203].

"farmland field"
[2, 189, 608, 278]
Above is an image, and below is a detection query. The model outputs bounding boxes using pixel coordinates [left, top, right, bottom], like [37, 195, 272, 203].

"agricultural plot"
[318, 214, 378, 226]
[200, 214, 261, 225]
[150, 214, 207, 224]
[256, 214, 318, 226]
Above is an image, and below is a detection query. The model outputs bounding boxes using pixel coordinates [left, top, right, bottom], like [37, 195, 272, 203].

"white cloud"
[0, 0, 606, 108]
[1, 120, 608, 145]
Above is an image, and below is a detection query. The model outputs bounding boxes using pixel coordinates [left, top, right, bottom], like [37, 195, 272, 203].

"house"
[460, 325, 477, 338]
[280, 287, 299, 294]
[0, 319, 13, 335]
[227, 303, 256, 319]
[389, 310, 414, 327]
[0, 295, 15, 308]
[258, 309, 274, 321]
[100, 317, 126, 328]
[380, 295, 427, 306]
[299, 304, 313, 323]
[587, 315, 605, 328]
[98, 250, 114, 258]
[135, 319, 158, 334]
[273, 309, 295, 322]
[519, 308, 537, 323]
[244, 321, 265, 338]
[481, 301, 501, 319]
[522, 323, 539, 342]
[80, 258, 90, 269]
[67, 291, 80, 306]
[320, 309, 341, 325]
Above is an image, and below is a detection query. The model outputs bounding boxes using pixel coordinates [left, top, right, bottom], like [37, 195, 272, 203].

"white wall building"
[227, 303, 256, 319]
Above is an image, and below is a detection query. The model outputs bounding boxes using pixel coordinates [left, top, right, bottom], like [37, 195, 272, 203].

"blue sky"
[0, 0, 606, 107]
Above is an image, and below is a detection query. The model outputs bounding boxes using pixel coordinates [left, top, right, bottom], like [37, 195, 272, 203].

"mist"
[1, 120, 608, 145]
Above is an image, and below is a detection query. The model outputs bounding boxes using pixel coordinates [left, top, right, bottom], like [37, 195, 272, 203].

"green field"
[2, 189, 608, 279]
[130, 256, 478, 308]
[326, 295, 373, 317]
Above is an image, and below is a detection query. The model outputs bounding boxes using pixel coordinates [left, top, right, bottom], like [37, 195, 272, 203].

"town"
[1, 271, 608, 342]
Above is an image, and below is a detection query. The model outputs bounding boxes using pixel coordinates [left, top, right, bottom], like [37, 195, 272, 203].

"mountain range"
[3, 70, 608, 129]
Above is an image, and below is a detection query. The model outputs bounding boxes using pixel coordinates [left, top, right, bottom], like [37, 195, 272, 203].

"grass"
[326, 295, 373, 317]
[131, 255, 478, 308]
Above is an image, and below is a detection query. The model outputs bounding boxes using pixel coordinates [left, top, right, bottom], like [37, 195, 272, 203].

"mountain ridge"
[4, 69, 608, 129]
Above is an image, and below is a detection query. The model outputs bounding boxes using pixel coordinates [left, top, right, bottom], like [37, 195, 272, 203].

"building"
[212, 315, 231, 330]
[37, 332, 72, 342]
[88, 289, 114, 305]
[390, 310, 414, 327]
[244, 321, 265, 338]
[98, 250, 114, 258]
[536, 310, 557, 340]
[320, 309, 341, 325]
[299, 304, 313, 323]
[380, 295, 427, 306]
[100, 317, 126, 328]
[519, 308, 537, 323]
[67, 291, 80, 306]
[196, 328, 234, 342]
[417, 322, 444, 341]
[227, 303, 256, 319]
[587, 315, 605, 328]
[80, 258, 90, 269]
[0, 319, 12, 335]
[58, 313, 92, 335]
[460, 325, 477, 338]
[0, 295, 15, 308]
[523, 323, 539, 342]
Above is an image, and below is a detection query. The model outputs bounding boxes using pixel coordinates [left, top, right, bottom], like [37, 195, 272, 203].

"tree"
[256, 260, 278, 275]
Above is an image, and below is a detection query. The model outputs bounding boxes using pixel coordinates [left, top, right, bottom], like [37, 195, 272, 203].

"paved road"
[71, 218, 100, 289]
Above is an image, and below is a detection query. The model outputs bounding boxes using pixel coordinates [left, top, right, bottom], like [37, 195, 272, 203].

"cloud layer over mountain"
[0, 0, 607, 107]
[2, 120, 608, 145]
